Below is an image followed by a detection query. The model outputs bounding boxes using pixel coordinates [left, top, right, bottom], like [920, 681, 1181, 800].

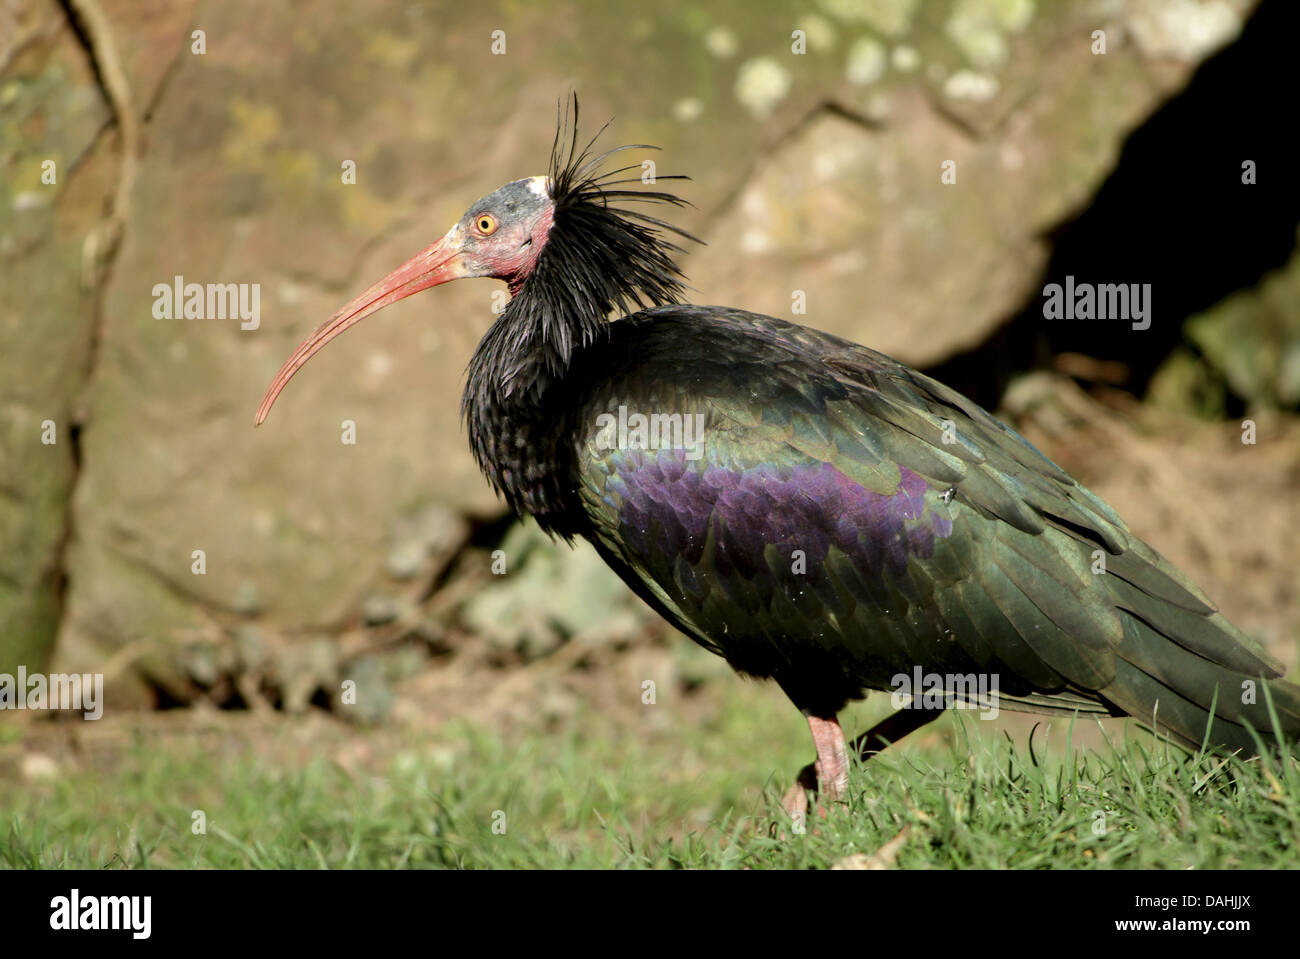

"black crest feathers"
[538, 93, 699, 323]
[471, 94, 700, 403]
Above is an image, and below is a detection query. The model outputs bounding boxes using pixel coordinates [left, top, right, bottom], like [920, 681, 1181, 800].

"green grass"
[3, 682, 1298, 869]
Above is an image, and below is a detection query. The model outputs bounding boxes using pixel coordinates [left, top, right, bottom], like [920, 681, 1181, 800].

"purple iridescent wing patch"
[604, 449, 953, 585]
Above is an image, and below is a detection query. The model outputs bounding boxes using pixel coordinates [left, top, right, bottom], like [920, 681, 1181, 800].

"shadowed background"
[2, 0, 1297, 783]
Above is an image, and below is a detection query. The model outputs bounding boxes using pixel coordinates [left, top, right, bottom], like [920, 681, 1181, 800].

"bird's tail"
[1097, 568, 1300, 755]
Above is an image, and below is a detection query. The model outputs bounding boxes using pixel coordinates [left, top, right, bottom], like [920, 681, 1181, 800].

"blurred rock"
[1146, 346, 1228, 419]
[233, 624, 270, 671]
[0, 0, 108, 678]
[234, 581, 262, 616]
[361, 593, 400, 626]
[20, 751, 59, 784]
[277, 636, 337, 714]
[386, 504, 468, 581]
[1180, 239, 1300, 410]
[689, 1, 1254, 367]
[385, 541, 426, 582]
[1127, 0, 1245, 60]
[460, 520, 653, 660]
[339, 654, 394, 724]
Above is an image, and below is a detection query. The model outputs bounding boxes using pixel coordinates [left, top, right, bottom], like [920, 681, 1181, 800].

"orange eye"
[476, 214, 498, 235]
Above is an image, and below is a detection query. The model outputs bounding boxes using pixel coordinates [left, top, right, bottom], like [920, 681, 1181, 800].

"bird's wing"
[570, 307, 1294, 743]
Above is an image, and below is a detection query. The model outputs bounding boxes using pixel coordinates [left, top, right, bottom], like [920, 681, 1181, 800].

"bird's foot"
[780, 761, 820, 820]
[778, 776, 847, 838]
[778, 706, 936, 832]
[780, 724, 851, 829]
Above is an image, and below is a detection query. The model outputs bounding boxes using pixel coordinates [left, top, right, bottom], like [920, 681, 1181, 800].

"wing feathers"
[571, 307, 1300, 750]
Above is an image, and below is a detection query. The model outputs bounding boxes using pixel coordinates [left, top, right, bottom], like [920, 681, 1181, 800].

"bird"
[256, 96, 1300, 814]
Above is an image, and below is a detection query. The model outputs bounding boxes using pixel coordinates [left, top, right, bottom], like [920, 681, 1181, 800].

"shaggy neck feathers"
[461, 97, 698, 526]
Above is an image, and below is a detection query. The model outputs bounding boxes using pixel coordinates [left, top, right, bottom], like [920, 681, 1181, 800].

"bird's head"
[253, 176, 554, 425]
[456, 176, 556, 291]
[255, 95, 696, 426]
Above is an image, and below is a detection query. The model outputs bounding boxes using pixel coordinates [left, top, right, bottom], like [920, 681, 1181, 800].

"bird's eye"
[476, 214, 498, 236]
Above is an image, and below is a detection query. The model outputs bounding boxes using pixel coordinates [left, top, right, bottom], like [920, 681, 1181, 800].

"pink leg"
[808, 715, 851, 799]
[782, 713, 849, 816]
[780, 707, 936, 817]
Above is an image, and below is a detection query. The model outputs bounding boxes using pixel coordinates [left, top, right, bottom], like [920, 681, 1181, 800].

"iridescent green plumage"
[560, 306, 1299, 753]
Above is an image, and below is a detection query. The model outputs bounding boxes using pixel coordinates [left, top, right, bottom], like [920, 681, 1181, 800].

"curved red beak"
[255, 229, 467, 426]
